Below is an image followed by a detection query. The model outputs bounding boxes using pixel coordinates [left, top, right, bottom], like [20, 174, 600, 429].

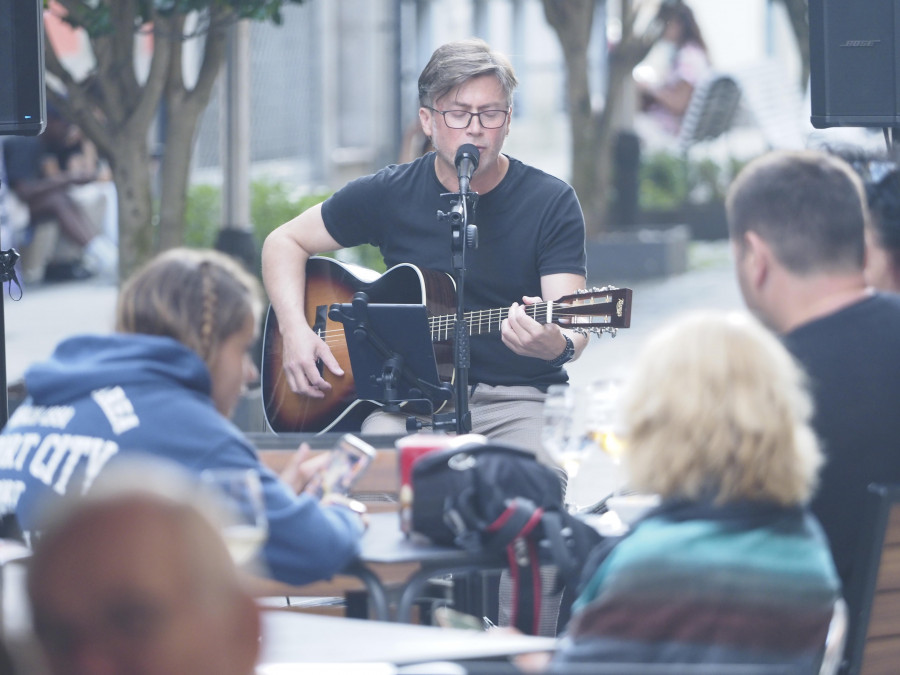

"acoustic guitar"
[261, 256, 632, 434]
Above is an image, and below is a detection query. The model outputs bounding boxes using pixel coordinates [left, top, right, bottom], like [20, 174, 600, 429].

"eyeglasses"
[426, 107, 510, 129]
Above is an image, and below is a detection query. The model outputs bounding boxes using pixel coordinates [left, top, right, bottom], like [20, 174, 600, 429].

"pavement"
[2, 275, 118, 388]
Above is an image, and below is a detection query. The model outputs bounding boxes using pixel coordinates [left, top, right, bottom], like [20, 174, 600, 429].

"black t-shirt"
[784, 293, 900, 595]
[321, 153, 586, 387]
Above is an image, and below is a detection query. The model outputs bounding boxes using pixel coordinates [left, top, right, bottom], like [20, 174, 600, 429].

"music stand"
[329, 294, 452, 416]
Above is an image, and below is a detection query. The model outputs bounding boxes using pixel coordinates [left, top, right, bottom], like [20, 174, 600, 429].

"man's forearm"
[261, 231, 314, 336]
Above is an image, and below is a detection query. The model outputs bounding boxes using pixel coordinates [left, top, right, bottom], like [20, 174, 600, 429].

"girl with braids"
[0, 248, 364, 586]
[865, 167, 900, 293]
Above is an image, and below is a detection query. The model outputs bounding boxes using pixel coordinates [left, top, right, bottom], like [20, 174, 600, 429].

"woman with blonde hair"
[554, 310, 840, 669]
[0, 248, 364, 586]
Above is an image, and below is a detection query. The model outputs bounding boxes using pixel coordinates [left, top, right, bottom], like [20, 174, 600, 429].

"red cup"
[396, 434, 456, 535]
[395, 433, 487, 535]
[397, 434, 455, 485]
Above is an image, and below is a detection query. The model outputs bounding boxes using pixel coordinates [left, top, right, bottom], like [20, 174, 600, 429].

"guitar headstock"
[553, 286, 633, 337]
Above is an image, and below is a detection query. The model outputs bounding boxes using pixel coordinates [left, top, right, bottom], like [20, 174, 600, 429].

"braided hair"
[116, 248, 263, 369]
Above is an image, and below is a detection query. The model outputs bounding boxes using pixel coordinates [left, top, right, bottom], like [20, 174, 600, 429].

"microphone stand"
[436, 188, 478, 434]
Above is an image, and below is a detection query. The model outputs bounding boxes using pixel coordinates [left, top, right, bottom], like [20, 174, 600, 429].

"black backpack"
[410, 442, 603, 634]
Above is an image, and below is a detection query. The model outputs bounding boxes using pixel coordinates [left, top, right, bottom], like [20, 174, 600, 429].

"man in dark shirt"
[727, 149, 900, 605]
[261, 39, 588, 457]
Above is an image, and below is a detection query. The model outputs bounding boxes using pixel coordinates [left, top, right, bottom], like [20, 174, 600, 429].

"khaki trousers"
[361, 383, 551, 464]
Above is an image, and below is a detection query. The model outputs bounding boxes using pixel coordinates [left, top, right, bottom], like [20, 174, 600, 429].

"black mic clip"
[437, 192, 478, 225]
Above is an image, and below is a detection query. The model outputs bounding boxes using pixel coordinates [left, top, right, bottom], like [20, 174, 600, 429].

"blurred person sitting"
[863, 165, 900, 293]
[1, 106, 117, 282]
[552, 311, 840, 670]
[0, 247, 364, 586]
[27, 462, 261, 675]
[633, 0, 711, 144]
[40, 104, 118, 249]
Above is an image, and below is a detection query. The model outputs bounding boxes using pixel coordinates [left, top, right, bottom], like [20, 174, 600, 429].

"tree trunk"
[542, 0, 600, 232]
[42, 2, 231, 278]
[156, 102, 198, 252]
[157, 11, 230, 251]
[542, 0, 660, 237]
[109, 139, 154, 278]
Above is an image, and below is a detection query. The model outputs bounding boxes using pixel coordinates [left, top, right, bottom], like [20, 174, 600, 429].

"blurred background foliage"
[638, 153, 746, 212]
[184, 180, 384, 272]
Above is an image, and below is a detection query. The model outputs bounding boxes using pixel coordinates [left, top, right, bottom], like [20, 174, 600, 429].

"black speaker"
[809, 0, 900, 129]
[0, 0, 46, 136]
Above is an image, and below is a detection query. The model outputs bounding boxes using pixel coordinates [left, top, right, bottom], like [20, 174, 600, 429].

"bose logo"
[839, 40, 881, 48]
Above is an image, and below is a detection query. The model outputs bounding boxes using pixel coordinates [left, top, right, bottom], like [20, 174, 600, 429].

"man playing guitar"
[261, 38, 589, 461]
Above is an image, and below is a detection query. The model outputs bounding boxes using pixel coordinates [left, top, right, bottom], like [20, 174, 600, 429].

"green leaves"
[51, 0, 307, 37]
[55, 2, 114, 36]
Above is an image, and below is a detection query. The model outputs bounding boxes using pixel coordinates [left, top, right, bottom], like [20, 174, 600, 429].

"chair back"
[821, 598, 848, 675]
[677, 73, 742, 154]
[841, 483, 900, 675]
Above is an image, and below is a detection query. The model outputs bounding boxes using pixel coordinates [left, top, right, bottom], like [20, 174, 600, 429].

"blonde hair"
[622, 310, 821, 506]
[116, 248, 263, 368]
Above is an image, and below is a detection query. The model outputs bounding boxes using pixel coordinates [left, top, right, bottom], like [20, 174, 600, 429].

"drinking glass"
[200, 468, 268, 566]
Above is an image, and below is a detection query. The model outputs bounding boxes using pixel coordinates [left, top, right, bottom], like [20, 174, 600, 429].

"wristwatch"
[547, 334, 575, 368]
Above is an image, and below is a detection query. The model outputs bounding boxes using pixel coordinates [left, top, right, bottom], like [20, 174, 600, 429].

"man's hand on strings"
[281, 325, 344, 398]
[501, 296, 566, 360]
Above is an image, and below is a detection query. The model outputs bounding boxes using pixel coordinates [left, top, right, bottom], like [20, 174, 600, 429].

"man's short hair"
[417, 38, 518, 109]
[726, 150, 868, 275]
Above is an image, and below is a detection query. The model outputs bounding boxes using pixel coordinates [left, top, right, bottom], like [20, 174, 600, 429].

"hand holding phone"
[303, 434, 375, 500]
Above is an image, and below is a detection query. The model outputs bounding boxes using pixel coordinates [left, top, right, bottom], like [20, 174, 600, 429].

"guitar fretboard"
[430, 304, 551, 341]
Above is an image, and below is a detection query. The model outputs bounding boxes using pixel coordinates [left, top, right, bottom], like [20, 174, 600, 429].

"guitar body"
[262, 257, 456, 434]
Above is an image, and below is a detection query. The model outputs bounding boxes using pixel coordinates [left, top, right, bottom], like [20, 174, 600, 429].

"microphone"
[455, 144, 480, 195]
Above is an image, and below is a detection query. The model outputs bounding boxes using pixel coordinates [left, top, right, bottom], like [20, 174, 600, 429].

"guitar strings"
[311, 301, 554, 346]
[309, 296, 615, 348]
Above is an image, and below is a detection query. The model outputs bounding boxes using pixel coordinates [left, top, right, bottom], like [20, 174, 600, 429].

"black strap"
[486, 500, 545, 635]
[483, 498, 539, 550]
[506, 535, 542, 634]
[541, 510, 579, 589]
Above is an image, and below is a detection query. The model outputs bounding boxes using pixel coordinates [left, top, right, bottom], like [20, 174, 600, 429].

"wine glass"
[583, 379, 626, 497]
[542, 384, 589, 507]
[200, 468, 268, 566]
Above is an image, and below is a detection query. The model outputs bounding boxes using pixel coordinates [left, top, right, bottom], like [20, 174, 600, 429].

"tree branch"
[187, 7, 232, 109]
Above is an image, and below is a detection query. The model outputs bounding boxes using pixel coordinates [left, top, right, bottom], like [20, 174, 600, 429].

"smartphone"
[304, 434, 376, 499]
[432, 607, 486, 631]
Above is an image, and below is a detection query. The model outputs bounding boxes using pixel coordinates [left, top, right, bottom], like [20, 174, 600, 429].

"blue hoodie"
[0, 333, 363, 586]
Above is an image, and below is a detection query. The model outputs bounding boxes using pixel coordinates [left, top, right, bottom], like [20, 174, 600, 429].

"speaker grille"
[809, 0, 900, 128]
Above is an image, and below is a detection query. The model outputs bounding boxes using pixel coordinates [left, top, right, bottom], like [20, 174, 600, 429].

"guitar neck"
[430, 304, 549, 341]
